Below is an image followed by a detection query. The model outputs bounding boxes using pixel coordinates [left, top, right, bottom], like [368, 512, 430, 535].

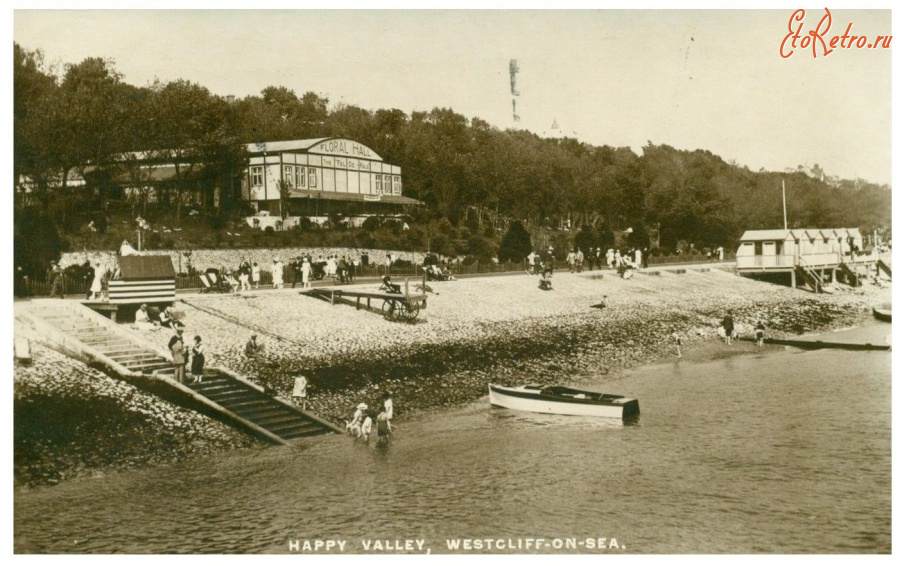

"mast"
[782, 180, 788, 230]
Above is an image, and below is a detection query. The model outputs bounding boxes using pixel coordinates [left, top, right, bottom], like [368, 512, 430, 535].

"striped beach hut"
[108, 255, 176, 305]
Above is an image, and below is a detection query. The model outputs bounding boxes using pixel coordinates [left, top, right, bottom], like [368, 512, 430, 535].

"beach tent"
[108, 255, 176, 305]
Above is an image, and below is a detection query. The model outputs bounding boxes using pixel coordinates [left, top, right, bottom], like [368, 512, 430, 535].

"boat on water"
[488, 384, 640, 419]
[873, 305, 892, 322]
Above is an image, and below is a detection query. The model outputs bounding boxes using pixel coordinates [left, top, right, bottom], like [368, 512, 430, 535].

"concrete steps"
[23, 301, 339, 444]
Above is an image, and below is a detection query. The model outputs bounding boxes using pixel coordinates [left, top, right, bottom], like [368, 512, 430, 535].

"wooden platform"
[303, 287, 428, 322]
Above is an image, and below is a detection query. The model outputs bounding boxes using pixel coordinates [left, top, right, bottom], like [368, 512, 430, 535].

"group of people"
[346, 392, 394, 445]
[168, 327, 206, 384]
[670, 310, 768, 359]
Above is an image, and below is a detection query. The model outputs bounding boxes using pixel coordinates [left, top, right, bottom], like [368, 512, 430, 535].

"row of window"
[249, 165, 401, 194]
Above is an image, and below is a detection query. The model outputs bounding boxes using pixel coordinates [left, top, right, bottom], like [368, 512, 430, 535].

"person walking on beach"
[673, 332, 682, 358]
[251, 262, 261, 289]
[169, 328, 186, 384]
[754, 321, 766, 346]
[606, 248, 615, 270]
[292, 374, 308, 410]
[527, 251, 536, 275]
[567, 249, 576, 273]
[722, 310, 735, 346]
[190, 335, 205, 382]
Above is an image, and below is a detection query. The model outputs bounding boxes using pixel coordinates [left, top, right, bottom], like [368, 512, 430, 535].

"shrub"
[361, 216, 382, 231]
[264, 226, 275, 234]
[467, 235, 497, 262]
[498, 220, 532, 262]
[393, 259, 413, 268]
[147, 232, 162, 249]
[14, 207, 64, 278]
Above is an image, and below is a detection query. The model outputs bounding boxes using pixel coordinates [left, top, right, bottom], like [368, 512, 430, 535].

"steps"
[188, 375, 333, 439]
[838, 262, 860, 287]
[22, 301, 340, 444]
[795, 264, 823, 293]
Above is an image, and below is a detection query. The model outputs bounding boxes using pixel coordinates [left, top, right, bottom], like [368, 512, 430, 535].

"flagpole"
[782, 180, 788, 230]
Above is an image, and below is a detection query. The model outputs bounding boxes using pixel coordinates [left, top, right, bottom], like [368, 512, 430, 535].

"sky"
[12, 7, 893, 185]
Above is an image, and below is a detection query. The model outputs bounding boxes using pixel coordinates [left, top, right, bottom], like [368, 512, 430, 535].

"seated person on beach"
[539, 269, 553, 290]
[442, 267, 456, 281]
[133, 303, 159, 330]
[159, 306, 174, 328]
[380, 275, 401, 294]
[244, 334, 265, 358]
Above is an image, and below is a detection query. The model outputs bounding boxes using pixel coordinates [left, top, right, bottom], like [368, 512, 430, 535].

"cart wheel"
[402, 302, 420, 321]
[381, 300, 397, 320]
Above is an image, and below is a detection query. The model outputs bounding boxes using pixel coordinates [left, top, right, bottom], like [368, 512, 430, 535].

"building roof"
[246, 139, 329, 154]
[117, 255, 176, 280]
[739, 229, 791, 241]
[288, 188, 422, 205]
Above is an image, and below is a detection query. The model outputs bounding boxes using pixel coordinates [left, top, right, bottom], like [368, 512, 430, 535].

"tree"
[14, 207, 65, 278]
[498, 220, 532, 262]
[574, 225, 598, 253]
[277, 179, 291, 221]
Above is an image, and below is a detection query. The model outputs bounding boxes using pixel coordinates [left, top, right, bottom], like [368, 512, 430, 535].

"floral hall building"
[241, 138, 422, 228]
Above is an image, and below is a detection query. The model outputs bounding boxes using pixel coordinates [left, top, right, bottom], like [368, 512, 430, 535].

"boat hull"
[873, 307, 892, 323]
[489, 385, 639, 419]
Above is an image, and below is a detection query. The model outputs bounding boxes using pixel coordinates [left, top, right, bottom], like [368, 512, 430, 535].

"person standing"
[575, 248, 584, 273]
[614, 249, 622, 268]
[90, 263, 104, 301]
[376, 409, 392, 445]
[567, 249, 576, 273]
[587, 248, 595, 271]
[48, 261, 65, 299]
[382, 391, 393, 427]
[291, 259, 302, 289]
[722, 310, 735, 346]
[301, 258, 311, 289]
[606, 248, 615, 270]
[169, 328, 186, 384]
[292, 374, 308, 410]
[673, 332, 682, 358]
[272, 259, 284, 289]
[717, 245, 725, 262]
[642, 247, 649, 269]
[634, 248, 642, 270]
[251, 262, 261, 289]
[527, 251, 536, 274]
[83, 261, 94, 300]
[754, 321, 766, 346]
[245, 334, 264, 358]
[190, 335, 205, 382]
[239, 257, 251, 291]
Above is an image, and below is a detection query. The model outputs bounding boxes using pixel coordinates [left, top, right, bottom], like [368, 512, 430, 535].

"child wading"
[755, 322, 766, 346]
[376, 410, 392, 445]
[292, 375, 308, 410]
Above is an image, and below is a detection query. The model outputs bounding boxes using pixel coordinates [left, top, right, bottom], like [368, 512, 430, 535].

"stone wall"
[60, 247, 423, 274]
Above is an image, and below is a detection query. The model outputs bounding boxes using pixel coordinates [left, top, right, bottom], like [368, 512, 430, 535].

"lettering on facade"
[314, 139, 377, 159]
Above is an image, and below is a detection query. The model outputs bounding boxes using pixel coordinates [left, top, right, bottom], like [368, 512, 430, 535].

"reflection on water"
[14, 326, 891, 554]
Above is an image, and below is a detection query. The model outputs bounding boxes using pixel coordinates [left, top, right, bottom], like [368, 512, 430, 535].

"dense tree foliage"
[498, 221, 533, 262]
[14, 42, 891, 268]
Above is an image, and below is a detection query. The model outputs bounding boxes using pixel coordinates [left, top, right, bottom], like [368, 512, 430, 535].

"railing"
[15, 260, 532, 297]
[735, 255, 796, 269]
[648, 252, 735, 266]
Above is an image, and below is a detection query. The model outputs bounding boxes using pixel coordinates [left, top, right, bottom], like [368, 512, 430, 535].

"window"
[250, 166, 263, 187]
[375, 174, 382, 194]
[393, 175, 400, 194]
[308, 168, 317, 188]
[297, 166, 306, 188]
[283, 165, 294, 188]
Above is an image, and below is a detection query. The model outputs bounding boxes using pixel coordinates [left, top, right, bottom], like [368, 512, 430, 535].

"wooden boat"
[873, 306, 892, 322]
[488, 384, 639, 419]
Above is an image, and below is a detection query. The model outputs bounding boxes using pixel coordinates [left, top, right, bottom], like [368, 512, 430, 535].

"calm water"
[14, 325, 891, 553]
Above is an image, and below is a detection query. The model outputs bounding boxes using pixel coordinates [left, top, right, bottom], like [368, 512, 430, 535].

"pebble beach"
[15, 266, 888, 487]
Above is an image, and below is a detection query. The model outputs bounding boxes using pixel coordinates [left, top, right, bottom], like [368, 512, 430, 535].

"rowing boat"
[488, 384, 640, 419]
[873, 306, 892, 323]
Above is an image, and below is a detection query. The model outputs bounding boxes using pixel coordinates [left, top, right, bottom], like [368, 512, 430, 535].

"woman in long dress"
[272, 259, 284, 289]
[301, 258, 311, 289]
[190, 335, 205, 382]
[90, 263, 104, 300]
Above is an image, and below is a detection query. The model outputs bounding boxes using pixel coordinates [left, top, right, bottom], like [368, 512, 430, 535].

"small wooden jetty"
[305, 284, 428, 322]
[740, 336, 889, 351]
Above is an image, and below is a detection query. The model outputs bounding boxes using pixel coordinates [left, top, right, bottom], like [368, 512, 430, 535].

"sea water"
[14, 325, 891, 553]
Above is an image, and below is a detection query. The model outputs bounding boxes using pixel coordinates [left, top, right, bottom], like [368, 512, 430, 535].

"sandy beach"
[14, 267, 889, 486]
